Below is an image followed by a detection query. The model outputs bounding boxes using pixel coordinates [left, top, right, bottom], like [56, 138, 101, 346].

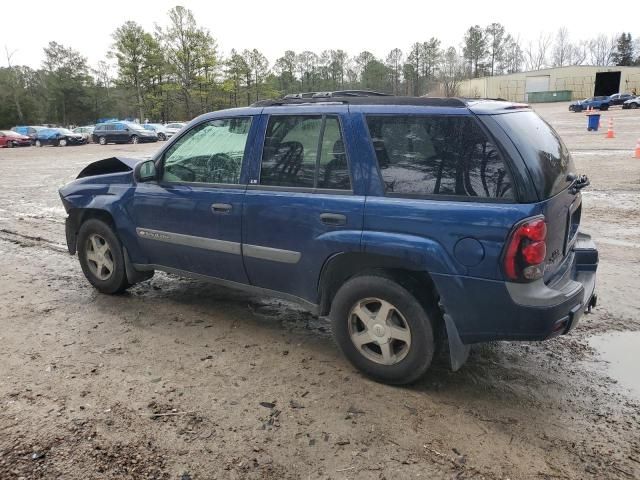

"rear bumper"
[434, 232, 598, 344]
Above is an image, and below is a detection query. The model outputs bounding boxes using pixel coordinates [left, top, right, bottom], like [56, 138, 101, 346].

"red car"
[0, 130, 31, 148]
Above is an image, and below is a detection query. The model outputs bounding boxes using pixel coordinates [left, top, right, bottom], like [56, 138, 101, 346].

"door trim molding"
[136, 227, 241, 255]
[243, 243, 301, 264]
[136, 227, 302, 264]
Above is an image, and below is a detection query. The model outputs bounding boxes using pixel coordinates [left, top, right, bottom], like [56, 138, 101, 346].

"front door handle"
[211, 203, 232, 214]
[320, 213, 347, 226]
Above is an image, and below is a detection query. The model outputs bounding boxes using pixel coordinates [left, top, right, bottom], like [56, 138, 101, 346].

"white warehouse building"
[458, 66, 640, 102]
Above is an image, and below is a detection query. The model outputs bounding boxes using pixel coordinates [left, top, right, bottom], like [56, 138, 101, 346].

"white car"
[164, 122, 186, 136]
[622, 97, 639, 109]
[143, 123, 171, 141]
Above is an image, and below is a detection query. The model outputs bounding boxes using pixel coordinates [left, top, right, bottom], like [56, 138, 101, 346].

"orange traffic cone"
[605, 118, 615, 139]
[634, 138, 640, 158]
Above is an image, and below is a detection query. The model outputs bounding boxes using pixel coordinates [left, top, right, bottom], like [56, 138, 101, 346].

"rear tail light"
[504, 216, 547, 282]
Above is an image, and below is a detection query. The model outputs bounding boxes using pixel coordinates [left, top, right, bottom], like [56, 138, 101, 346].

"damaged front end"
[59, 156, 144, 255]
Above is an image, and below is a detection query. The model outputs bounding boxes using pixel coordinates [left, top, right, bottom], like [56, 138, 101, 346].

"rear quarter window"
[366, 115, 514, 200]
[492, 111, 574, 199]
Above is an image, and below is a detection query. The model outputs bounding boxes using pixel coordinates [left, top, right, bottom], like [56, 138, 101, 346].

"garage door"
[525, 76, 550, 101]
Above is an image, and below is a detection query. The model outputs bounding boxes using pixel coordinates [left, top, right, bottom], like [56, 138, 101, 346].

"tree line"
[1, 6, 639, 128]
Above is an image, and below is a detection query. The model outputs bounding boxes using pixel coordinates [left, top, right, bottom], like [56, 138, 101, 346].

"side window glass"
[162, 117, 252, 184]
[260, 116, 321, 188]
[366, 115, 513, 199]
[317, 116, 350, 190]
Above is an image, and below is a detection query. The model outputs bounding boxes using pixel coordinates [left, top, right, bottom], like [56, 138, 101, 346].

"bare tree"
[439, 47, 464, 97]
[385, 48, 403, 95]
[552, 27, 572, 67]
[525, 33, 552, 71]
[4, 47, 24, 123]
[588, 34, 616, 65]
[502, 35, 524, 73]
[571, 41, 588, 65]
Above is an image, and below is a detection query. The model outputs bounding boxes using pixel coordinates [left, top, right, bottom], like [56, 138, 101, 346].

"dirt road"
[1, 105, 639, 479]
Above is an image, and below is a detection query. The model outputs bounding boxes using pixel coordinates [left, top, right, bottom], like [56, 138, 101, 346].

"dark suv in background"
[59, 92, 598, 385]
[92, 122, 158, 145]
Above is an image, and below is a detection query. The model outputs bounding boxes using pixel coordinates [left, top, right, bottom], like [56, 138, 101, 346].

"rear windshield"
[493, 111, 574, 199]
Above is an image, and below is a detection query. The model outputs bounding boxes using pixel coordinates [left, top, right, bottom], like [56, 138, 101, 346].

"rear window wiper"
[566, 173, 590, 194]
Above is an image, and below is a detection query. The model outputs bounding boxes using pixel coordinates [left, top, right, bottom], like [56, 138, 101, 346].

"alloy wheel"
[348, 298, 412, 365]
[85, 233, 114, 281]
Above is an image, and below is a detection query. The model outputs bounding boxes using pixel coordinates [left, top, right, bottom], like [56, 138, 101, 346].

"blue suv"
[59, 92, 598, 384]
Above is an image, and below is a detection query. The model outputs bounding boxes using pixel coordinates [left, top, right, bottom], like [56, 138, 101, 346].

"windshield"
[58, 128, 74, 134]
[493, 111, 575, 199]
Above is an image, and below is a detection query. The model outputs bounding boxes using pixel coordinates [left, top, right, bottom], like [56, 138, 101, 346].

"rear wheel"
[98, 136, 107, 145]
[35, 140, 42, 147]
[158, 133, 166, 141]
[632, 103, 639, 109]
[130, 135, 139, 144]
[59, 138, 67, 147]
[330, 275, 435, 385]
[6, 141, 13, 148]
[77, 219, 130, 294]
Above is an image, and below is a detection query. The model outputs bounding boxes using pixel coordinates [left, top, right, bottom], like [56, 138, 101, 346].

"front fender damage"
[76, 156, 142, 179]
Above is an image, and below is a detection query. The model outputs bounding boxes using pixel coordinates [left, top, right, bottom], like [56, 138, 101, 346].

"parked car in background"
[569, 96, 610, 112]
[35, 128, 87, 147]
[143, 123, 171, 141]
[0, 130, 32, 148]
[73, 126, 95, 143]
[608, 93, 634, 106]
[59, 92, 598, 385]
[164, 122, 186, 136]
[11, 126, 45, 145]
[622, 96, 640, 109]
[92, 122, 158, 145]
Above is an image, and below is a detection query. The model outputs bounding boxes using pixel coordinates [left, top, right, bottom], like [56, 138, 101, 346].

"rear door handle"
[211, 203, 232, 214]
[320, 213, 347, 226]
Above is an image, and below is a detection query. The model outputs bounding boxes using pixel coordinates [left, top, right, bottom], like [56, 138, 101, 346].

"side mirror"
[134, 160, 157, 182]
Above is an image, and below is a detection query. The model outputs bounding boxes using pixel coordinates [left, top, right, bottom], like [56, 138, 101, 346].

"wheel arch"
[318, 252, 442, 319]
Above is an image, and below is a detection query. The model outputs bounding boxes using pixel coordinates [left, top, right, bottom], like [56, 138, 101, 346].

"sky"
[1, 0, 637, 70]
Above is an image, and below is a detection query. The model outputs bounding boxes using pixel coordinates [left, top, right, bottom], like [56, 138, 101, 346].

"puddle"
[589, 331, 640, 399]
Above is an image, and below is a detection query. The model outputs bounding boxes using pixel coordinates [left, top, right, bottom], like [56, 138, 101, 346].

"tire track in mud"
[0, 228, 68, 253]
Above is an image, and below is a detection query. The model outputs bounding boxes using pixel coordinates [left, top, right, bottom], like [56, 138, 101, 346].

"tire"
[98, 136, 107, 145]
[130, 135, 139, 144]
[330, 275, 436, 385]
[35, 140, 42, 147]
[59, 138, 67, 147]
[158, 133, 166, 141]
[77, 219, 130, 294]
[632, 103, 639, 109]
[600, 105, 609, 111]
[6, 141, 13, 148]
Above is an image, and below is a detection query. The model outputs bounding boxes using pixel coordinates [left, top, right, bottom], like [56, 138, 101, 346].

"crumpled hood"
[76, 156, 142, 179]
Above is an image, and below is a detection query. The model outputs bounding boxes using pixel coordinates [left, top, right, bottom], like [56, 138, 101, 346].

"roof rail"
[283, 90, 391, 99]
[251, 95, 468, 108]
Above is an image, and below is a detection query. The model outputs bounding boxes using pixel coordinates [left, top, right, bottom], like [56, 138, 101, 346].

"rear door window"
[366, 115, 513, 199]
[260, 115, 351, 190]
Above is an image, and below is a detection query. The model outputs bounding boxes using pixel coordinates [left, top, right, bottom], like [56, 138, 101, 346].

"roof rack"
[251, 94, 468, 108]
[283, 90, 392, 99]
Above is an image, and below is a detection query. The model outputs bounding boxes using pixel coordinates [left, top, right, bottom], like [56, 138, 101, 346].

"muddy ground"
[0, 104, 639, 480]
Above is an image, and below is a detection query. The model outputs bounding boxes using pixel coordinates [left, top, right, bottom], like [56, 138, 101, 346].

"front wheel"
[330, 275, 436, 385]
[35, 140, 42, 147]
[59, 138, 67, 147]
[77, 219, 130, 294]
[130, 135, 139, 144]
[158, 133, 166, 141]
[98, 136, 107, 145]
[6, 141, 13, 148]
